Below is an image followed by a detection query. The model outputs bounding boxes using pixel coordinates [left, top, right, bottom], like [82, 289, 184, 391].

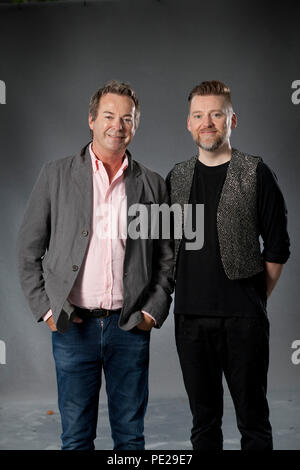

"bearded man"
[166, 80, 290, 450]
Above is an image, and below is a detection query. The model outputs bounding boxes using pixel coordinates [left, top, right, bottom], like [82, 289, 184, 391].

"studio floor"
[0, 391, 299, 450]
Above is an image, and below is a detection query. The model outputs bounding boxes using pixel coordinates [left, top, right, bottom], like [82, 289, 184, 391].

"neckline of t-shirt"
[196, 158, 230, 172]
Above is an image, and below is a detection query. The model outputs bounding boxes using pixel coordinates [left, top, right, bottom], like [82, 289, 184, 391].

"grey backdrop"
[0, 0, 299, 402]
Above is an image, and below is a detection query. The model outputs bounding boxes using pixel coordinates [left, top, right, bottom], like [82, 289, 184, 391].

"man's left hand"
[136, 313, 155, 331]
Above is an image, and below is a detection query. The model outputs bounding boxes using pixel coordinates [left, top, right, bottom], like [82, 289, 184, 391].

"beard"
[194, 126, 232, 152]
[198, 137, 224, 151]
[195, 133, 226, 152]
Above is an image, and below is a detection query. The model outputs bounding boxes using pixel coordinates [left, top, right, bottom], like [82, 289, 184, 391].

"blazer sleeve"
[140, 176, 175, 328]
[16, 163, 51, 322]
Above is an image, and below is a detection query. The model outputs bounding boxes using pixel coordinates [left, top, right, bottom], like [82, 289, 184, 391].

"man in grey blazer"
[17, 80, 174, 450]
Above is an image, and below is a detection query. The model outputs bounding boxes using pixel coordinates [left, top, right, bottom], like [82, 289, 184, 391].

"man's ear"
[132, 120, 137, 136]
[187, 115, 191, 132]
[231, 112, 237, 130]
[88, 114, 94, 131]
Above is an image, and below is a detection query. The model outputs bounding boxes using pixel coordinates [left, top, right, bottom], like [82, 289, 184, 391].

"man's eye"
[195, 115, 202, 119]
[213, 113, 222, 118]
[105, 115, 112, 119]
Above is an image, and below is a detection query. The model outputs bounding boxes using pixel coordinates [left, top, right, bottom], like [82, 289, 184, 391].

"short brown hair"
[89, 79, 140, 127]
[188, 80, 233, 110]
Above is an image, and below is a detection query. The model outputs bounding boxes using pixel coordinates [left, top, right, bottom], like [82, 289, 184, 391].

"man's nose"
[113, 117, 125, 130]
[202, 114, 213, 126]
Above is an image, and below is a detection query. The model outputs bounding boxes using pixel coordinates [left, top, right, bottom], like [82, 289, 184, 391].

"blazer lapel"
[124, 152, 143, 210]
[71, 143, 93, 229]
[123, 152, 143, 276]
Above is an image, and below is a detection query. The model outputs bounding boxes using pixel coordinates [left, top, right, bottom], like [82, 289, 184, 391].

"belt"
[75, 307, 122, 319]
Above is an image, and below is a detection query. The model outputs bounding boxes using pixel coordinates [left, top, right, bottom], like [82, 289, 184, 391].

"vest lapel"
[170, 156, 198, 259]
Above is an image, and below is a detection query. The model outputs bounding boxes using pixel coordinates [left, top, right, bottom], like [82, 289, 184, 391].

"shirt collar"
[89, 143, 128, 175]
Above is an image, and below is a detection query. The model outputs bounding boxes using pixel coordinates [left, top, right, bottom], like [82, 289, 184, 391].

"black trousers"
[175, 315, 273, 450]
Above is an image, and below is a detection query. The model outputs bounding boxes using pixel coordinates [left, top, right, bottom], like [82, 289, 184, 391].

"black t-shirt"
[174, 159, 290, 317]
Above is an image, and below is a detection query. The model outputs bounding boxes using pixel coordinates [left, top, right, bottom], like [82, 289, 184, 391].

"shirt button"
[82, 230, 89, 237]
[72, 265, 79, 272]
[124, 272, 127, 277]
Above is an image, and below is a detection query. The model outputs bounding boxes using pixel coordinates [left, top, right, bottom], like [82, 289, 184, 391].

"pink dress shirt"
[43, 144, 155, 324]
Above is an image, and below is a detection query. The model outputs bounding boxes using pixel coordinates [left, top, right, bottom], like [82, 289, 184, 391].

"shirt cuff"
[43, 309, 53, 322]
[141, 310, 157, 325]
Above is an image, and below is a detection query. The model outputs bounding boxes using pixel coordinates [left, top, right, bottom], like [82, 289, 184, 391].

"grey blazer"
[17, 143, 174, 333]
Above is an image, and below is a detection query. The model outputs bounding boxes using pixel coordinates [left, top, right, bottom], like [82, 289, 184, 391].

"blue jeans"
[52, 313, 150, 450]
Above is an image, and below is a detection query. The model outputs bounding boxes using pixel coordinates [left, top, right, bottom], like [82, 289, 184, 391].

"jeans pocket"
[132, 326, 151, 336]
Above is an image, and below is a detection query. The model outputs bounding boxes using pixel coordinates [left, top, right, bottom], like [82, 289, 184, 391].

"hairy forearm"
[264, 261, 284, 298]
